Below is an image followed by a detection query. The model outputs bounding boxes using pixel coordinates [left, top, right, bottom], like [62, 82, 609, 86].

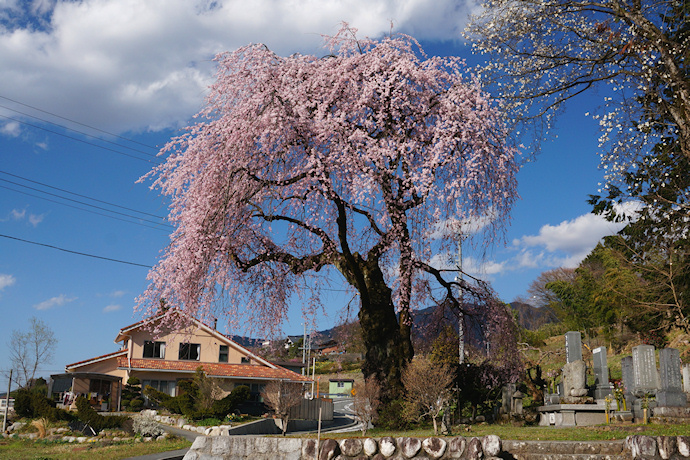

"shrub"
[377, 399, 411, 430]
[132, 414, 164, 437]
[13, 389, 73, 422]
[211, 385, 250, 419]
[75, 395, 127, 432]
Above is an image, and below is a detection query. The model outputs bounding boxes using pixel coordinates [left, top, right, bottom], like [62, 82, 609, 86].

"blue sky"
[0, 0, 626, 391]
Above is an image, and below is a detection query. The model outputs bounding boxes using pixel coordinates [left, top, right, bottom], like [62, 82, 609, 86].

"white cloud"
[517, 212, 626, 263]
[103, 304, 122, 313]
[0, 0, 476, 134]
[109, 290, 127, 298]
[10, 209, 26, 220]
[33, 294, 76, 310]
[0, 273, 16, 292]
[0, 120, 21, 136]
[28, 213, 44, 226]
[4, 208, 45, 226]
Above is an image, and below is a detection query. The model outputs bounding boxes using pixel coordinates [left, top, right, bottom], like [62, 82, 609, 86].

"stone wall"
[183, 434, 690, 460]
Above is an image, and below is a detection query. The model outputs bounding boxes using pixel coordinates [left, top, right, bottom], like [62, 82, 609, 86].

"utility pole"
[3, 370, 11, 432]
[456, 230, 465, 365]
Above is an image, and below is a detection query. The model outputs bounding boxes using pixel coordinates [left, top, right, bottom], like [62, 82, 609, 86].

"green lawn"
[0, 437, 192, 460]
[318, 422, 690, 441]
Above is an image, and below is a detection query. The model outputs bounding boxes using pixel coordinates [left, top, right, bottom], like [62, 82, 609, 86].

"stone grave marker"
[592, 346, 613, 399]
[632, 344, 659, 397]
[565, 331, 582, 363]
[656, 348, 686, 407]
[621, 356, 635, 405]
[683, 364, 690, 394]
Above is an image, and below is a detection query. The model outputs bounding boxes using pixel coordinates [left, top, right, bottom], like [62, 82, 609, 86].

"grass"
[315, 422, 690, 442]
[0, 436, 192, 460]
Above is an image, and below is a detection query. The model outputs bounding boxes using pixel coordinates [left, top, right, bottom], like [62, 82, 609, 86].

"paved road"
[125, 399, 359, 459]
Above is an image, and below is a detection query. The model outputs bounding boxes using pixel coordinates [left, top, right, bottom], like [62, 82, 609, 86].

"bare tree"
[527, 268, 577, 308]
[261, 380, 304, 436]
[402, 356, 454, 435]
[8, 317, 57, 389]
[353, 377, 381, 436]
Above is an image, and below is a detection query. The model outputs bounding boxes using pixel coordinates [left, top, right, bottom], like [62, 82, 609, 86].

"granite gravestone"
[683, 364, 690, 394]
[565, 331, 583, 363]
[621, 356, 635, 407]
[656, 348, 686, 407]
[631, 345, 659, 420]
[592, 346, 614, 400]
[632, 344, 659, 397]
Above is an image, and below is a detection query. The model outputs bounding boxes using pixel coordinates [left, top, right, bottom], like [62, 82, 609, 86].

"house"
[49, 310, 311, 411]
[328, 378, 354, 397]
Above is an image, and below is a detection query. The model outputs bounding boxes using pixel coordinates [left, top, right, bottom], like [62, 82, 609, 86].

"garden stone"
[422, 437, 447, 459]
[625, 435, 658, 459]
[302, 439, 317, 458]
[657, 436, 676, 460]
[447, 437, 466, 458]
[677, 436, 690, 457]
[482, 435, 501, 457]
[363, 438, 378, 456]
[399, 437, 422, 458]
[340, 438, 363, 456]
[380, 437, 397, 457]
[320, 439, 340, 460]
[466, 437, 484, 459]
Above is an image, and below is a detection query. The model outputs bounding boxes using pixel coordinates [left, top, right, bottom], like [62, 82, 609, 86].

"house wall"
[128, 325, 252, 365]
[71, 357, 127, 379]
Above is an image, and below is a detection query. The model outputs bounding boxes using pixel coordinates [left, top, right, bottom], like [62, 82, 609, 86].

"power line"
[0, 94, 159, 151]
[0, 113, 162, 163]
[0, 170, 170, 223]
[0, 184, 171, 231]
[0, 233, 153, 268]
[0, 103, 159, 158]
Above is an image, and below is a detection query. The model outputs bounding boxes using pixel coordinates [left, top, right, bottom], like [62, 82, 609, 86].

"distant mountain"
[509, 301, 559, 330]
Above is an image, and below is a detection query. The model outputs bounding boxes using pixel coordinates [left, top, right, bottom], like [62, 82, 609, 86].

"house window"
[337, 381, 345, 388]
[241, 357, 250, 364]
[142, 380, 176, 397]
[219, 345, 229, 363]
[143, 341, 165, 359]
[179, 343, 200, 361]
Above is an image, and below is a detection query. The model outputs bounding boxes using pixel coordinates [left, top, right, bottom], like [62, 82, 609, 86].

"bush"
[132, 414, 164, 437]
[376, 399, 411, 430]
[13, 389, 73, 422]
[211, 385, 250, 419]
[75, 395, 127, 432]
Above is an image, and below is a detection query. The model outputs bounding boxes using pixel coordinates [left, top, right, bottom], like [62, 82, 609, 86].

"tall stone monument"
[631, 344, 659, 420]
[632, 345, 659, 397]
[621, 356, 636, 408]
[561, 331, 588, 402]
[656, 348, 686, 407]
[683, 364, 690, 394]
[565, 331, 583, 363]
[592, 346, 614, 400]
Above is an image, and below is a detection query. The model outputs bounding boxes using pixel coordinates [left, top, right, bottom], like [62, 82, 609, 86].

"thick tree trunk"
[336, 252, 413, 403]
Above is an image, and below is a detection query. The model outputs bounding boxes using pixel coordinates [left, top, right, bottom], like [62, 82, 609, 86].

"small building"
[328, 378, 354, 397]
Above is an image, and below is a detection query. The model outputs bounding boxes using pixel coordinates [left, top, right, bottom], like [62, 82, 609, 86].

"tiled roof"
[66, 349, 128, 370]
[118, 357, 312, 383]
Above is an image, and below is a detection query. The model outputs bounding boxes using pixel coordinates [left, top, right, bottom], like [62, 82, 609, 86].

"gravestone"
[683, 364, 690, 394]
[621, 356, 636, 408]
[565, 331, 583, 363]
[656, 348, 686, 407]
[632, 345, 659, 421]
[632, 344, 659, 397]
[501, 384, 516, 414]
[592, 346, 614, 400]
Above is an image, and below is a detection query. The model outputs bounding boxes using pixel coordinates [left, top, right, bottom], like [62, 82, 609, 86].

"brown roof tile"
[118, 357, 311, 383]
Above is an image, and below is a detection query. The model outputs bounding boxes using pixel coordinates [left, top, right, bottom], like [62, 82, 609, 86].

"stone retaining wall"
[183, 434, 690, 459]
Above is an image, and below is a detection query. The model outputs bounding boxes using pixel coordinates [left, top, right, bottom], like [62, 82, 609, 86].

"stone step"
[502, 440, 625, 457]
